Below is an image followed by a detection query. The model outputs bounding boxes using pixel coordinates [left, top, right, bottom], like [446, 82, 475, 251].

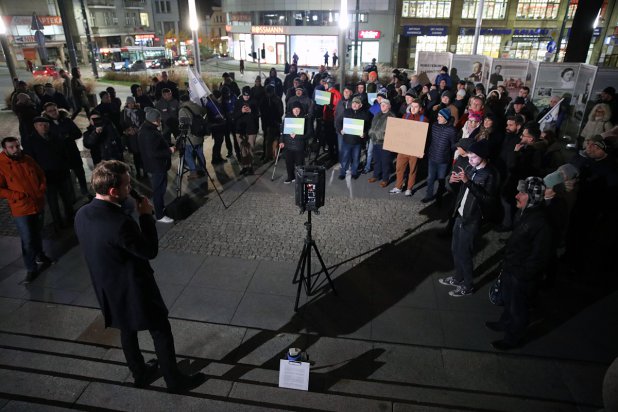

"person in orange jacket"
[0, 137, 52, 283]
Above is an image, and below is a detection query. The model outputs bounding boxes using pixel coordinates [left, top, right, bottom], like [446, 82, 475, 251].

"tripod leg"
[293, 241, 307, 284]
[311, 241, 337, 295]
[294, 244, 309, 311]
[175, 151, 185, 198]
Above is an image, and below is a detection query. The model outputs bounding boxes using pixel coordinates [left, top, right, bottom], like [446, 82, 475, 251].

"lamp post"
[471, 0, 484, 55]
[0, 15, 18, 81]
[188, 0, 201, 74]
[338, 0, 348, 92]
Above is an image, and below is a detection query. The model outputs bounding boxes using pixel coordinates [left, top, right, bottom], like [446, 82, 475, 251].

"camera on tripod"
[295, 165, 325, 213]
[178, 117, 191, 132]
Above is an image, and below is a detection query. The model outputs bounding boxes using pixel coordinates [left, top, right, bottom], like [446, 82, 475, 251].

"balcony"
[124, 0, 146, 9]
[87, 0, 115, 8]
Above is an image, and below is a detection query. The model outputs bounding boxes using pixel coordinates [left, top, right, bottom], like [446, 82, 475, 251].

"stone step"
[0, 331, 598, 412]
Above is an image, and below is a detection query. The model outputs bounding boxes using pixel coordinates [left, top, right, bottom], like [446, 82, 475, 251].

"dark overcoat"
[74, 198, 168, 331]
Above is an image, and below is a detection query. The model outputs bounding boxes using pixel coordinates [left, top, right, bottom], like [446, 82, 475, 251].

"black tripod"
[293, 211, 337, 311]
[175, 129, 227, 207]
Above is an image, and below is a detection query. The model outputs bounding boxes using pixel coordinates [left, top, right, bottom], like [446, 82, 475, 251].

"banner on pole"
[188, 68, 210, 105]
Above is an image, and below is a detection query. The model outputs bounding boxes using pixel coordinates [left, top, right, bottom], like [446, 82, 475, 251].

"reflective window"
[516, 0, 560, 19]
[402, 1, 452, 18]
[462, 0, 508, 19]
[416, 36, 449, 53]
[456, 35, 502, 58]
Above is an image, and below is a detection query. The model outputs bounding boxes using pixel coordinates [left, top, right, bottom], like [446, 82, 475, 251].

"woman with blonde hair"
[580, 103, 613, 139]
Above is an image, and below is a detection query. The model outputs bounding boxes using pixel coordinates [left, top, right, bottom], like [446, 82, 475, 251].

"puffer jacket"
[580, 103, 613, 139]
[368, 110, 395, 145]
[502, 205, 551, 281]
[0, 151, 46, 217]
[428, 122, 457, 163]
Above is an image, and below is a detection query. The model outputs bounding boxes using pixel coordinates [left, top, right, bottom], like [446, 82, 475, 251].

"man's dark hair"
[91, 160, 129, 195]
[99, 90, 109, 99]
[162, 88, 171, 94]
[506, 114, 525, 126]
[1, 136, 19, 148]
[521, 86, 530, 94]
[523, 123, 541, 140]
[43, 102, 58, 110]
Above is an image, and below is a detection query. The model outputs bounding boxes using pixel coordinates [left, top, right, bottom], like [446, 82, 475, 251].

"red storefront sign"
[358, 30, 381, 40]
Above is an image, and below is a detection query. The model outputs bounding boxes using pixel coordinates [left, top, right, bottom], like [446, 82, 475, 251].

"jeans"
[372, 144, 393, 182]
[363, 139, 374, 173]
[46, 174, 74, 227]
[426, 160, 449, 198]
[337, 133, 343, 164]
[149, 172, 168, 219]
[13, 213, 45, 273]
[184, 143, 206, 172]
[451, 216, 481, 289]
[339, 142, 361, 177]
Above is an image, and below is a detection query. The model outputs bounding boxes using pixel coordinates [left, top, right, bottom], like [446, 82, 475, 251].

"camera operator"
[83, 111, 125, 166]
[205, 90, 228, 164]
[138, 108, 175, 223]
[155, 88, 180, 144]
[178, 94, 208, 179]
[233, 87, 259, 175]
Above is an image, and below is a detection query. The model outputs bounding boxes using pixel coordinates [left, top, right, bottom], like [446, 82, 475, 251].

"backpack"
[183, 106, 209, 137]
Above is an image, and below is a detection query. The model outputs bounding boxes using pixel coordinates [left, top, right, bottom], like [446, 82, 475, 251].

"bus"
[97, 46, 168, 71]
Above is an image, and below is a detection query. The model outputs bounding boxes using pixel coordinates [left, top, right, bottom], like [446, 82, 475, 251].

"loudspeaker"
[295, 165, 325, 213]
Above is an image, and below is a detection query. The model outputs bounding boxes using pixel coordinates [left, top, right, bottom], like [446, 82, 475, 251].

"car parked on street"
[32, 65, 59, 78]
[150, 58, 172, 69]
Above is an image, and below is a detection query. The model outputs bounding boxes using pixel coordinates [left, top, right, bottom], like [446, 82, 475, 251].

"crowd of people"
[2, 61, 618, 352]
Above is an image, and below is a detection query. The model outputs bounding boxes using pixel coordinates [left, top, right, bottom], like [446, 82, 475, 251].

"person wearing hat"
[130, 83, 154, 110]
[83, 110, 125, 167]
[321, 78, 342, 162]
[154, 71, 179, 101]
[284, 64, 299, 95]
[505, 96, 531, 123]
[366, 71, 382, 94]
[335, 85, 355, 163]
[280, 101, 312, 184]
[369, 88, 388, 116]
[138, 108, 175, 223]
[432, 90, 459, 125]
[439, 139, 499, 297]
[13, 92, 39, 140]
[285, 77, 303, 103]
[178, 94, 208, 179]
[22, 116, 75, 230]
[487, 176, 551, 350]
[599, 86, 618, 124]
[354, 82, 369, 108]
[286, 84, 313, 116]
[40, 82, 70, 111]
[264, 67, 284, 98]
[0, 136, 52, 283]
[434, 66, 452, 90]
[337, 96, 371, 179]
[423, 108, 457, 203]
[461, 111, 482, 141]
[367, 99, 396, 187]
[299, 72, 313, 96]
[233, 86, 260, 175]
[259, 85, 284, 162]
[220, 72, 241, 97]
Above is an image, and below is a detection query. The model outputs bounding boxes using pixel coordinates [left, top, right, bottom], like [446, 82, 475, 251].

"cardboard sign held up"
[383, 117, 429, 158]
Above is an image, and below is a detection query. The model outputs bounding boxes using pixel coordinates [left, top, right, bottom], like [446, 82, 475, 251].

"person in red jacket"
[0, 137, 52, 283]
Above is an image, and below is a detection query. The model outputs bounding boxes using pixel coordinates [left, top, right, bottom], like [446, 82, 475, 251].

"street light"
[0, 15, 18, 82]
[188, 0, 201, 74]
[338, 0, 348, 92]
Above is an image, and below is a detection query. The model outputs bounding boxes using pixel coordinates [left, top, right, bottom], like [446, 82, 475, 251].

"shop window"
[516, 0, 560, 20]
[140, 13, 149, 27]
[90, 11, 96, 27]
[401, 1, 452, 18]
[456, 35, 502, 58]
[416, 36, 449, 53]
[508, 38, 546, 61]
[462, 0, 508, 20]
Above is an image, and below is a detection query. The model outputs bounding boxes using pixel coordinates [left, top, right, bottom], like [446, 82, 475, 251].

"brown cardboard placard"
[383, 117, 429, 158]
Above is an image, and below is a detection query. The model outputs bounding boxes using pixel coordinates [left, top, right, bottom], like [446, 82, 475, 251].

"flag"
[187, 68, 210, 105]
[538, 98, 563, 127]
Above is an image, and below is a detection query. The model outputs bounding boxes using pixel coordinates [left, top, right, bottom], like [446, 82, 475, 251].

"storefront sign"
[11, 35, 36, 44]
[358, 30, 381, 40]
[252, 26, 285, 35]
[403, 25, 448, 37]
[513, 28, 550, 36]
[135, 34, 154, 40]
[9, 16, 62, 26]
[459, 28, 512, 36]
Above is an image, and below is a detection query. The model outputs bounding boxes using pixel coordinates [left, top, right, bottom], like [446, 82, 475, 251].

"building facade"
[203, 6, 228, 55]
[395, 0, 618, 69]
[151, 0, 180, 47]
[222, 0, 398, 67]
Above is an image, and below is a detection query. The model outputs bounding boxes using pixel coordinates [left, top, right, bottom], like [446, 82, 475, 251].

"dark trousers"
[451, 216, 481, 289]
[285, 149, 305, 180]
[262, 126, 280, 161]
[132, 153, 144, 177]
[212, 131, 225, 161]
[322, 121, 338, 160]
[120, 318, 181, 387]
[149, 172, 168, 219]
[72, 165, 89, 196]
[46, 174, 74, 226]
[372, 144, 393, 182]
[499, 274, 530, 345]
[224, 121, 240, 157]
[13, 212, 45, 273]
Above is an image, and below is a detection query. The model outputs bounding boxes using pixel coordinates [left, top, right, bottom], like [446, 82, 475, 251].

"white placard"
[278, 360, 310, 391]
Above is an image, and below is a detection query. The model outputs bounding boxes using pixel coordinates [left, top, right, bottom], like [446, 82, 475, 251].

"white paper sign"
[278, 360, 310, 391]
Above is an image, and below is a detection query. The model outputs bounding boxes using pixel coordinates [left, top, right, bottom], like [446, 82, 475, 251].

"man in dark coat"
[83, 111, 124, 166]
[336, 96, 371, 179]
[138, 108, 175, 223]
[487, 177, 551, 350]
[154, 71, 179, 101]
[74, 160, 206, 392]
[264, 67, 284, 98]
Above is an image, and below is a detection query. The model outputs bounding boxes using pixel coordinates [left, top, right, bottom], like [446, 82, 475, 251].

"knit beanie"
[517, 177, 546, 208]
[438, 108, 451, 121]
[144, 107, 161, 123]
